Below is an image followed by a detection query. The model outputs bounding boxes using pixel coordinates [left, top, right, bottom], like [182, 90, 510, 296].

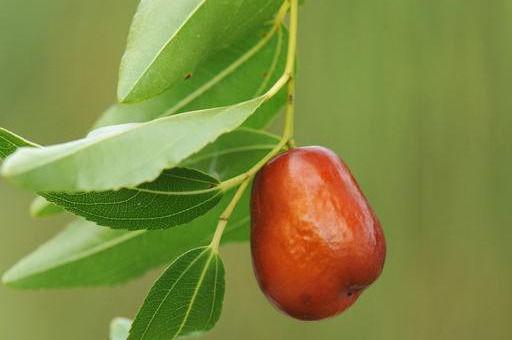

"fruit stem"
[222, 0, 299, 189]
[210, 179, 251, 252]
[284, 0, 298, 147]
[211, 0, 299, 251]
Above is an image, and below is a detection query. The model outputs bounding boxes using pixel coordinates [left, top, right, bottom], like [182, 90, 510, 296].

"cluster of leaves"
[0, 0, 297, 339]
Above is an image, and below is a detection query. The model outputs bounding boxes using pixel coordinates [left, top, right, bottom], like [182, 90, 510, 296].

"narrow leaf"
[118, 0, 283, 102]
[128, 247, 224, 340]
[111, 318, 132, 340]
[99, 26, 287, 130]
[2, 96, 268, 192]
[42, 168, 223, 230]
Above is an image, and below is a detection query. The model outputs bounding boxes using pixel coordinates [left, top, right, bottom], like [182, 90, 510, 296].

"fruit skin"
[250, 146, 386, 321]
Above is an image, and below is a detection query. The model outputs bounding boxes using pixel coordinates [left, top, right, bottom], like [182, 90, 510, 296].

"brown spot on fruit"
[250, 146, 386, 321]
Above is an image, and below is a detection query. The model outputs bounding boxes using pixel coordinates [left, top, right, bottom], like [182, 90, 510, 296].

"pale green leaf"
[42, 168, 223, 230]
[2, 95, 269, 192]
[128, 247, 224, 340]
[118, 0, 283, 103]
[99, 27, 287, 130]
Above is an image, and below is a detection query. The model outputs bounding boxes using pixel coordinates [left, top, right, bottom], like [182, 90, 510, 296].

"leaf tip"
[110, 317, 132, 340]
[29, 197, 45, 218]
[1, 260, 33, 289]
[29, 197, 64, 218]
[1, 267, 19, 287]
[0, 151, 27, 183]
[0, 156, 14, 178]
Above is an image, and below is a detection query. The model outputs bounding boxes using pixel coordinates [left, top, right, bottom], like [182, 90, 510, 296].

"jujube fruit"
[250, 146, 386, 320]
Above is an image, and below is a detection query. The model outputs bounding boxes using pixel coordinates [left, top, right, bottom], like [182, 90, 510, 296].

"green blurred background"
[1, 0, 511, 339]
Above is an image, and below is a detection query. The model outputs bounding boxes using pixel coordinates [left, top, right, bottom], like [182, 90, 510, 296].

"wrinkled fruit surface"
[250, 146, 386, 320]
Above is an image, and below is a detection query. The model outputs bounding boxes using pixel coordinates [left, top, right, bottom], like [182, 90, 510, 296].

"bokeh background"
[1, 0, 511, 339]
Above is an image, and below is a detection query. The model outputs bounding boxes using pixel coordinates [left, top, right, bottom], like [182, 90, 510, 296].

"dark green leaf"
[118, 0, 284, 103]
[128, 247, 224, 340]
[42, 168, 223, 230]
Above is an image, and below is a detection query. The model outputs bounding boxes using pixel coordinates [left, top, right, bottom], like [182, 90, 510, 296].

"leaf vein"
[172, 251, 215, 339]
[49, 192, 222, 222]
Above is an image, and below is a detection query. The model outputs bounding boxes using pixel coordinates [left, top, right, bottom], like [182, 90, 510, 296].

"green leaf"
[29, 26, 285, 216]
[1, 197, 242, 289]
[0, 128, 64, 218]
[42, 168, 223, 230]
[4, 24, 286, 215]
[111, 318, 132, 340]
[128, 247, 224, 340]
[2, 96, 269, 192]
[109, 318, 200, 340]
[0, 127, 37, 159]
[27, 118, 281, 222]
[183, 128, 279, 179]
[2, 129, 276, 288]
[118, 0, 283, 103]
[98, 26, 287, 130]
[30, 196, 64, 218]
